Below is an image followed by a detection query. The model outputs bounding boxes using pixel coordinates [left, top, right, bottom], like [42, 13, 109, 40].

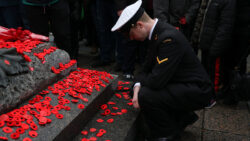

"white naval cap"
[111, 0, 144, 32]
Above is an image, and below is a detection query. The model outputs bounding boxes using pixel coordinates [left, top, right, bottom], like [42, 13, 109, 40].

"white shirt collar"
[149, 18, 158, 40]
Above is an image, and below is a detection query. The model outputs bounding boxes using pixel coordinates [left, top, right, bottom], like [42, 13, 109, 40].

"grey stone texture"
[0, 43, 76, 114]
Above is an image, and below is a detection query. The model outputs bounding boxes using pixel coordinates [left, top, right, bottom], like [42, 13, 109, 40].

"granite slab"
[204, 102, 250, 136]
[202, 129, 250, 141]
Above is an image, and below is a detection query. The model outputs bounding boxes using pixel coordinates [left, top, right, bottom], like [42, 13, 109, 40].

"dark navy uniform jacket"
[136, 20, 213, 110]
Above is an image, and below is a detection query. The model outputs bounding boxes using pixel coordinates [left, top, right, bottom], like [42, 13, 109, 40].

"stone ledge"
[0, 43, 76, 114]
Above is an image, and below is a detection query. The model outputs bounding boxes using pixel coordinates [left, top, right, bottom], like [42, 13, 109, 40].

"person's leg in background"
[91, 0, 117, 67]
[0, 5, 22, 28]
[24, 5, 49, 36]
[49, 0, 71, 57]
[69, 0, 82, 60]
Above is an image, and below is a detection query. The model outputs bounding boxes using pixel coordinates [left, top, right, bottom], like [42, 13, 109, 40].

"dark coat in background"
[153, 0, 201, 26]
[227, 0, 250, 70]
[153, 0, 201, 39]
[0, 0, 19, 7]
[198, 0, 236, 58]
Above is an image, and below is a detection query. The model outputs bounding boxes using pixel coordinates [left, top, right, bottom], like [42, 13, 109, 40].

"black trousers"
[138, 83, 212, 138]
[24, 0, 71, 56]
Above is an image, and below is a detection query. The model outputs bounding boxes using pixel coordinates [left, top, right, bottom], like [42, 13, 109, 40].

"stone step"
[73, 82, 141, 141]
[0, 68, 118, 141]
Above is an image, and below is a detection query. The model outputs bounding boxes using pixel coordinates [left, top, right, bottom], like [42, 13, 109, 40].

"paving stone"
[204, 102, 250, 136]
[180, 127, 202, 141]
[202, 129, 250, 141]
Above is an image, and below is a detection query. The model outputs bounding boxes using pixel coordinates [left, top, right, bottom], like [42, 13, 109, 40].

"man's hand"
[132, 86, 140, 109]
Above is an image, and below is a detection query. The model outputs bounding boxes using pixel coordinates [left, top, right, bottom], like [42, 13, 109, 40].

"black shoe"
[91, 60, 110, 68]
[113, 63, 122, 72]
[180, 112, 198, 129]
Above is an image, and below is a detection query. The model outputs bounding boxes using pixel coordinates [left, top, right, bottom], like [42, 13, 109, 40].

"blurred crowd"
[0, 0, 249, 104]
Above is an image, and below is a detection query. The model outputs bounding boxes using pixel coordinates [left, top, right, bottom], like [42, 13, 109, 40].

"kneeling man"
[111, 0, 213, 141]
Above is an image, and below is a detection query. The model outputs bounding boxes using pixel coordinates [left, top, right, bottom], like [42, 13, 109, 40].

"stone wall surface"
[0, 43, 76, 114]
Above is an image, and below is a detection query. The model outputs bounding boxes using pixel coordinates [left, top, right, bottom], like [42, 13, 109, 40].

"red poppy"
[30, 124, 38, 131]
[96, 119, 104, 123]
[23, 54, 32, 62]
[4, 59, 10, 65]
[21, 123, 29, 130]
[100, 104, 107, 110]
[123, 87, 130, 90]
[104, 109, 111, 115]
[55, 114, 64, 119]
[117, 86, 123, 90]
[127, 102, 133, 106]
[0, 121, 5, 127]
[115, 93, 122, 99]
[0, 114, 9, 121]
[29, 130, 38, 138]
[2, 127, 13, 133]
[123, 95, 130, 100]
[64, 106, 71, 111]
[107, 101, 116, 105]
[71, 99, 79, 103]
[0, 136, 8, 140]
[81, 138, 88, 141]
[112, 107, 119, 110]
[116, 112, 122, 115]
[39, 117, 47, 123]
[99, 129, 106, 134]
[23, 137, 32, 141]
[121, 109, 128, 114]
[10, 132, 20, 139]
[78, 104, 85, 109]
[16, 128, 25, 134]
[26, 119, 34, 125]
[96, 132, 103, 137]
[89, 128, 96, 132]
[81, 130, 88, 135]
[107, 118, 114, 123]
[89, 137, 97, 141]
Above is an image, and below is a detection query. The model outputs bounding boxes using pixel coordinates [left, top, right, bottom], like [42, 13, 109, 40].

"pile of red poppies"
[0, 68, 115, 140]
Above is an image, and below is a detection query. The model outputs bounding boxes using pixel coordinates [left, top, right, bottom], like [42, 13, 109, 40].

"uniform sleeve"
[136, 38, 185, 90]
[153, 0, 170, 23]
[210, 0, 236, 57]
